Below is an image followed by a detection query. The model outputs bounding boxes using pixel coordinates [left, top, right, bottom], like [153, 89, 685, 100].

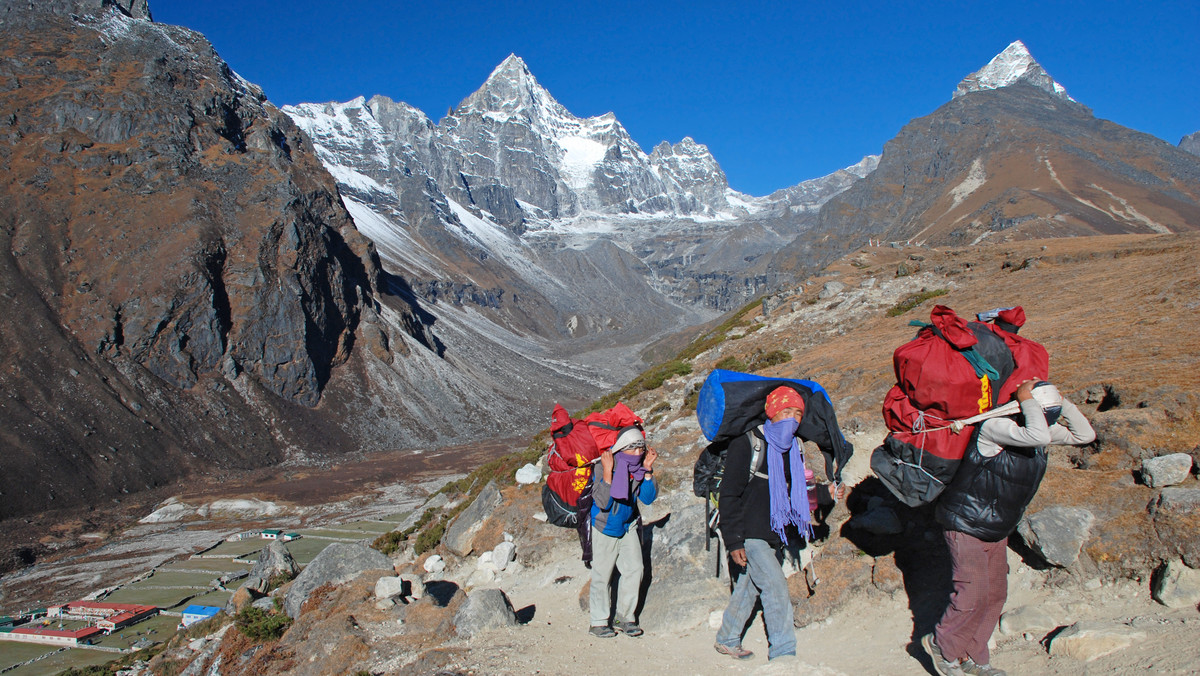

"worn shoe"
[961, 658, 1007, 676]
[921, 633, 965, 676]
[614, 621, 644, 637]
[714, 642, 754, 660]
[589, 625, 616, 638]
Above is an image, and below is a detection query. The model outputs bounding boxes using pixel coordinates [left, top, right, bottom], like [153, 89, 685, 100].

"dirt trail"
[443, 536, 1200, 675]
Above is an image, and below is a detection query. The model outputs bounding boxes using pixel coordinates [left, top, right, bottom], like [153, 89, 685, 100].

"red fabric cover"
[882, 385, 977, 461]
[987, 325, 1049, 404]
[547, 402, 644, 507]
[583, 402, 643, 451]
[997, 306, 1026, 328]
[893, 306, 993, 422]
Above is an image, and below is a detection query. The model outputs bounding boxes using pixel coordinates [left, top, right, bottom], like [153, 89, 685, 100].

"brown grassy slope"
[690, 233, 1200, 429]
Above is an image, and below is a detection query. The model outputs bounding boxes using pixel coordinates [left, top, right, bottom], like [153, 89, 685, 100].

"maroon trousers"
[934, 530, 1009, 664]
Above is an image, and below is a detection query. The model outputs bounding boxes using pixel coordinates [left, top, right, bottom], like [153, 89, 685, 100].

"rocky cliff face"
[774, 46, 1200, 274]
[0, 0, 609, 528]
[1182, 131, 1200, 157]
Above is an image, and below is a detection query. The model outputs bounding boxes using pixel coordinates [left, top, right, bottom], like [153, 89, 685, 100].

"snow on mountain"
[954, 40, 1073, 101]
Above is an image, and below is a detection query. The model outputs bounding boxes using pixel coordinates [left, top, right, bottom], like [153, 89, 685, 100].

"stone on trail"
[454, 587, 517, 637]
[1017, 506, 1094, 567]
[749, 657, 848, 675]
[1151, 560, 1200, 608]
[1048, 621, 1146, 661]
[283, 542, 392, 618]
[443, 480, 503, 556]
[1142, 453, 1194, 488]
[998, 603, 1065, 637]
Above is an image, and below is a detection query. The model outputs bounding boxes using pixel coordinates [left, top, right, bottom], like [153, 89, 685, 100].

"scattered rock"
[195, 498, 284, 519]
[282, 543, 392, 618]
[492, 541, 516, 571]
[454, 587, 517, 637]
[870, 555, 904, 595]
[250, 597, 275, 612]
[424, 555, 446, 573]
[515, 463, 541, 485]
[1047, 621, 1145, 661]
[1142, 453, 1194, 488]
[998, 603, 1064, 637]
[375, 597, 396, 611]
[444, 481, 503, 556]
[465, 567, 496, 589]
[1151, 560, 1200, 608]
[1017, 506, 1094, 567]
[818, 281, 846, 299]
[375, 575, 407, 600]
[226, 586, 255, 614]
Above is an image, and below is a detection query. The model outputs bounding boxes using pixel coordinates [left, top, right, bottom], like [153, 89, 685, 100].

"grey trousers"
[589, 527, 643, 626]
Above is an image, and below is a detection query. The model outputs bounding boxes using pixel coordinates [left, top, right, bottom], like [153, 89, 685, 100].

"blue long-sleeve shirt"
[590, 474, 657, 537]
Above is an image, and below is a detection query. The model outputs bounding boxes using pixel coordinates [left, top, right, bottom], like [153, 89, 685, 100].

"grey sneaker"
[921, 633, 965, 676]
[614, 620, 643, 637]
[961, 658, 1007, 676]
[589, 625, 616, 638]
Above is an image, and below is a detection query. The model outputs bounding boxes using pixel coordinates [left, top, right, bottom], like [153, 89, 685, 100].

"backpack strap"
[749, 427, 768, 480]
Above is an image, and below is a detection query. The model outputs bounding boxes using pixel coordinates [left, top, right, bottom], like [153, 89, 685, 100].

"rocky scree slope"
[158, 233, 1200, 675]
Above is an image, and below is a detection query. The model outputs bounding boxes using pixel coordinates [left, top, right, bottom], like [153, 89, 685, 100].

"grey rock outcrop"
[1017, 506, 1094, 567]
[283, 543, 392, 618]
[1182, 131, 1200, 157]
[1141, 453, 1194, 487]
[1151, 560, 1200, 608]
[444, 481, 503, 556]
[998, 603, 1065, 637]
[453, 587, 517, 637]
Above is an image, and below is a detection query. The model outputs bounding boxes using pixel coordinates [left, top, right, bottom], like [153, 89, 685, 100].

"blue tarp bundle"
[695, 369, 851, 481]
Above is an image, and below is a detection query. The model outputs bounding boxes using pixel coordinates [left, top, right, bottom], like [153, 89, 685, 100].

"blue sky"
[151, 0, 1198, 196]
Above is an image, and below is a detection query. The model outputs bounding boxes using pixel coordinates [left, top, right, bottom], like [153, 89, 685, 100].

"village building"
[0, 625, 104, 646]
[180, 605, 221, 627]
[47, 601, 158, 633]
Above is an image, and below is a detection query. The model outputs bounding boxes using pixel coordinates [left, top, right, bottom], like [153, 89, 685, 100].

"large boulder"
[1017, 506, 1094, 567]
[1149, 488, 1200, 567]
[242, 540, 300, 595]
[283, 543, 392, 618]
[444, 481, 503, 556]
[453, 587, 517, 637]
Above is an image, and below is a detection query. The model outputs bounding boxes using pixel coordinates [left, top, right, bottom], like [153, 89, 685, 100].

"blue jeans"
[715, 538, 796, 659]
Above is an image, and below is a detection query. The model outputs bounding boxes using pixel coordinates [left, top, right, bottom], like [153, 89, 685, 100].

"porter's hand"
[600, 449, 614, 482]
[730, 548, 747, 567]
[644, 448, 658, 470]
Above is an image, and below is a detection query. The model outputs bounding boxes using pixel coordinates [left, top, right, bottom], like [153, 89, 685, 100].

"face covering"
[762, 417, 814, 544]
[610, 449, 647, 500]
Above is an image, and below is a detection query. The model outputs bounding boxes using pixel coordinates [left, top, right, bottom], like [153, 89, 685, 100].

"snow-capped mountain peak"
[954, 40, 1073, 101]
[455, 53, 568, 123]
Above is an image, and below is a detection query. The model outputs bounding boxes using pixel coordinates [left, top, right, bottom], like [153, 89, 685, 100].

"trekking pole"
[704, 500, 711, 552]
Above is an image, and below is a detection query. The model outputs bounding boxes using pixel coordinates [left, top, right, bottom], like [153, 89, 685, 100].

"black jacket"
[718, 427, 795, 551]
[934, 427, 1047, 541]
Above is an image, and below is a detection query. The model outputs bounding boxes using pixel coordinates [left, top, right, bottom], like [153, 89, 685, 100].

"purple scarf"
[610, 451, 647, 500]
[762, 418, 814, 544]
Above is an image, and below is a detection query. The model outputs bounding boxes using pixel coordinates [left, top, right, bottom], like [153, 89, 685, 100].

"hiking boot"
[714, 642, 754, 660]
[921, 633, 965, 676]
[589, 625, 616, 638]
[961, 658, 1007, 676]
[614, 620, 643, 637]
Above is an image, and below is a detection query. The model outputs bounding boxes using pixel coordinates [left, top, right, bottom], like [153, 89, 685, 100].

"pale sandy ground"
[439, 525, 1200, 676]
